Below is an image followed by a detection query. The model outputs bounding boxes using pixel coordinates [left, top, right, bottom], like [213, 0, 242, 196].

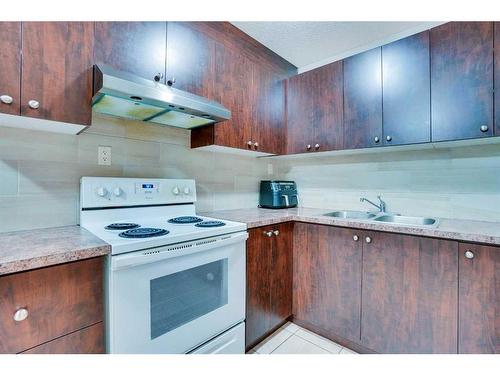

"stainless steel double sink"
[323, 210, 438, 227]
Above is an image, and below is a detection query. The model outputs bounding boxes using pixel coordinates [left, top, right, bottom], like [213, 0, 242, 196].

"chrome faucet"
[360, 195, 387, 213]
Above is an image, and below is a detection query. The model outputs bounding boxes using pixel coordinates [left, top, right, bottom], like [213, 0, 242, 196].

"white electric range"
[79, 177, 247, 354]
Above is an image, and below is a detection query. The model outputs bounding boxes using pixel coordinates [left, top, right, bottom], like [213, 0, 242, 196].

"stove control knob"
[172, 186, 180, 195]
[183, 187, 190, 195]
[96, 187, 108, 197]
[113, 187, 122, 197]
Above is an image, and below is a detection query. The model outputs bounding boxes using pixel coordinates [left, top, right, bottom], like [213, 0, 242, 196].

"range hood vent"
[92, 65, 230, 129]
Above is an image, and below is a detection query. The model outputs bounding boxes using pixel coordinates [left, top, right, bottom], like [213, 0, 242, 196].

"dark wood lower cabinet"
[0, 257, 104, 354]
[22, 323, 104, 354]
[293, 223, 362, 343]
[361, 231, 458, 353]
[459, 243, 500, 353]
[246, 223, 292, 349]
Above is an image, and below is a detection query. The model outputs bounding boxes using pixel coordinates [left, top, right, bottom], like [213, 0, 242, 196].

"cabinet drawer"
[22, 322, 104, 354]
[0, 257, 104, 353]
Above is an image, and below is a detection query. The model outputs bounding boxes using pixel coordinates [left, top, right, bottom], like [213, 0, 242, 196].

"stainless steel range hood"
[92, 65, 230, 128]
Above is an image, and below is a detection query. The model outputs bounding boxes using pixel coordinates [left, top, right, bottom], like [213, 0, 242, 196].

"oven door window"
[150, 258, 228, 339]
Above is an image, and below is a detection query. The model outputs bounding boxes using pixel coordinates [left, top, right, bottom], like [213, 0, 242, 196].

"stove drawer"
[0, 257, 104, 353]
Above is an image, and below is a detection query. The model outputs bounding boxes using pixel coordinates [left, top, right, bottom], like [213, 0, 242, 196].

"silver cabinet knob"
[386, 135, 392, 142]
[480, 125, 489, 132]
[28, 100, 39, 109]
[167, 77, 176, 86]
[314, 143, 320, 150]
[306, 144, 312, 150]
[374, 136, 380, 143]
[264, 231, 273, 237]
[1, 95, 13, 104]
[464, 250, 474, 259]
[365, 236, 372, 244]
[247, 140, 253, 147]
[254, 142, 259, 149]
[154, 72, 164, 82]
[273, 230, 280, 236]
[353, 235, 359, 242]
[13, 308, 29, 322]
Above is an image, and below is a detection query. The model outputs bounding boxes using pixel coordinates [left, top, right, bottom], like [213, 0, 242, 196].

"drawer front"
[0, 257, 103, 353]
[22, 322, 105, 354]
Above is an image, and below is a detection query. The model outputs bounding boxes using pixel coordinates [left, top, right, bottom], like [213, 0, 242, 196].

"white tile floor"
[248, 322, 358, 354]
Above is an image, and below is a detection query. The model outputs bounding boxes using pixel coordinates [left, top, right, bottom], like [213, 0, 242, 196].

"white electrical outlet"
[98, 146, 112, 166]
[267, 163, 273, 175]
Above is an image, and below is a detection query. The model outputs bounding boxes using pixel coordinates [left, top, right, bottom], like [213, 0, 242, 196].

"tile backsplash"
[0, 114, 271, 232]
[1, 113, 500, 233]
[273, 143, 500, 222]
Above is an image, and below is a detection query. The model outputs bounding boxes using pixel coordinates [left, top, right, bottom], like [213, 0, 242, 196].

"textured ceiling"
[231, 22, 444, 72]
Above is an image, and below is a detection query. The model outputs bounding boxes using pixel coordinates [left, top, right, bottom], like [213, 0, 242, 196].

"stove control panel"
[80, 177, 196, 209]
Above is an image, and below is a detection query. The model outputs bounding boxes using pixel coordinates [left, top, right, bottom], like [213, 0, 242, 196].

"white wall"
[273, 143, 500, 222]
[0, 114, 271, 232]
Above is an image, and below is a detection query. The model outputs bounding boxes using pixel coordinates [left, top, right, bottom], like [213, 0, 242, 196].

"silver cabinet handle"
[386, 135, 392, 142]
[374, 136, 380, 143]
[353, 235, 359, 242]
[247, 141, 253, 147]
[306, 144, 311, 150]
[264, 231, 273, 237]
[13, 308, 29, 322]
[464, 250, 474, 259]
[254, 142, 259, 149]
[314, 143, 320, 150]
[365, 236, 372, 244]
[1, 95, 13, 104]
[28, 100, 39, 109]
[480, 125, 489, 132]
[154, 72, 164, 82]
[167, 77, 176, 86]
[273, 230, 280, 236]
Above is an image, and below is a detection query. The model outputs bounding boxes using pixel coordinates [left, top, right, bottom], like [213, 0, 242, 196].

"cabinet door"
[431, 22, 493, 141]
[253, 66, 286, 154]
[213, 43, 254, 150]
[495, 22, 500, 136]
[344, 47, 382, 149]
[95, 22, 167, 83]
[293, 223, 362, 342]
[361, 232, 458, 353]
[459, 243, 500, 353]
[269, 222, 293, 330]
[382, 31, 430, 145]
[166, 22, 216, 98]
[21, 22, 94, 125]
[311, 61, 344, 152]
[22, 323, 104, 354]
[286, 72, 314, 154]
[0, 22, 21, 116]
[246, 226, 272, 348]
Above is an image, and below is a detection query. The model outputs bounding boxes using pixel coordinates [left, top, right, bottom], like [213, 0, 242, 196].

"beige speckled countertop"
[202, 207, 500, 246]
[0, 226, 111, 275]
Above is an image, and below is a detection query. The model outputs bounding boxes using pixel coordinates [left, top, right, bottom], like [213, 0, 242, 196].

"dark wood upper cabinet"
[286, 61, 344, 154]
[166, 22, 216, 98]
[344, 47, 383, 149]
[246, 223, 293, 349]
[94, 22, 167, 83]
[458, 243, 499, 354]
[293, 223, 362, 343]
[21, 22, 94, 126]
[0, 22, 21, 116]
[361, 231, 458, 353]
[431, 22, 493, 141]
[286, 72, 314, 154]
[495, 22, 500, 136]
[382, 31, 430, 146]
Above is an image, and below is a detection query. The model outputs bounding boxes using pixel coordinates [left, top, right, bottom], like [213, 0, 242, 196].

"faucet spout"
[360, 195, 387, 213]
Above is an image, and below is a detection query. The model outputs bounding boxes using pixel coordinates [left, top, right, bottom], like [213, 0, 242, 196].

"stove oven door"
[107, 231, 247, 354]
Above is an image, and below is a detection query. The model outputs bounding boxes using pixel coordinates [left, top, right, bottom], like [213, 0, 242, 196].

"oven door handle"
[111, 231, 248, 271]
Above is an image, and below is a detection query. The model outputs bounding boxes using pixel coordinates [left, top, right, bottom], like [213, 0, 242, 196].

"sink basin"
[373, 214, 437, 226]
[324, 210, 377, 220]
